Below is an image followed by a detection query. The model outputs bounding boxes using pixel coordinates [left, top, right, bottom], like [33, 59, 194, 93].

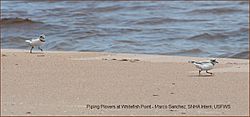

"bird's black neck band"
[40, 39, 45, 42]
[211, 62, 215, 65]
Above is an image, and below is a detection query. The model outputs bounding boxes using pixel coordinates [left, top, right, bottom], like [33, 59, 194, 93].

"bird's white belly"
[195, 63, 213, 70]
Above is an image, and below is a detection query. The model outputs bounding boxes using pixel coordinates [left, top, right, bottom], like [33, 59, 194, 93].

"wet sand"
[1, 49, 249, 116]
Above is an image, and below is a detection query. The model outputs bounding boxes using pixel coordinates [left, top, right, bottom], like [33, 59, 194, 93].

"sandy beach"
[1, 49, 249, 116]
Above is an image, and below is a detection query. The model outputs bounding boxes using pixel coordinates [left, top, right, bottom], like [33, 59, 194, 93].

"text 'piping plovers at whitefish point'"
[189, 59, 219, 75]
[25, 34, 46, 53]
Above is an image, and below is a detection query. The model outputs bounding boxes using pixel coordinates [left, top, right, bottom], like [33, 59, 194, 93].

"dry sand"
[1, 49, 249, 116]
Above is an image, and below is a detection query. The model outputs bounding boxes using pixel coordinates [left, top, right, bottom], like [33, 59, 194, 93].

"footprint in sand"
[37, 55, 45, 57]
[26, 112, 31, 114]
[170, 109, 177, 112]
[153, 94, 159, 97]
[181, 112, 186, 114]
[2, 54, 7, 57]
[103, 58, 140, 63]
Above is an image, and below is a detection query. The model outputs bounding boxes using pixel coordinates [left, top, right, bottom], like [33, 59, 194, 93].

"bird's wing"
[193, 63, 203, 69]
[193, 61, 203, 64]
[192, 61, 210, 69]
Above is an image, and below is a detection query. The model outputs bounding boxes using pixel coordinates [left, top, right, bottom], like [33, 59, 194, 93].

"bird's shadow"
[188, 74, 214, 78]
[25, 52, 45, 55]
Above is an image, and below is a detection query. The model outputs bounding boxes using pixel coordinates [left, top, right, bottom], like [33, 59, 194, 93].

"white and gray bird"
[189, 59, 219, 75]
[25, 34, 46, 53]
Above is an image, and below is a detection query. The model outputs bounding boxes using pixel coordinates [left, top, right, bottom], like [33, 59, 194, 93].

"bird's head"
[39, 34, 46, 42]
[210, 59, 218, 64]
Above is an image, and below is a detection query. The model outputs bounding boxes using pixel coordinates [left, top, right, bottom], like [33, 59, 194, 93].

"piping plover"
[25, 34, 46, 53]
[189, 59, 219, 75]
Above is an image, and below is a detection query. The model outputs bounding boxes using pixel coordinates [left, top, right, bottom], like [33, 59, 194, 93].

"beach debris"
[226, 62, 237, 64]
[103, 58, 140, 63]
[119, 58, 129, 61]
[2, 54, 7, 57]
[170, 109, 177, 112]
[181, 112, 186, 114]
[37, 54, 45, 57]
[26, 111, 31, 114]
[226, 62, 247, 65]
[129, 59, 140, 62]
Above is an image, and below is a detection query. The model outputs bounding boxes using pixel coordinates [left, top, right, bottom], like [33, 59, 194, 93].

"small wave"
[114, 40, 143, 46]
[239, 28, 249, 33]
[56, 41, 73, 48]
[99, 28, 142, 36]
[239, 1, 248, 5]
[125, 5, 159, 11]
[222, 28, 248, 39]
[119, 28, 142, 32]
[108, 28, 142, 34]
[1, 36, 30, 49]
[0, 17, 43, 25]
[91, 6, 124, 13]
[115, 40, 137, 44]
[19, 0, 59, 3]
[188, 8, 243, 15]
[134, 17, 208, 25]
[2, 36, 28, 43]
[230, 51, 249, 59]
[170, 49, 204, 55]
[84, 29, 108, 37]
[188, 33, 228, 40]
[50, 41, 76, 51]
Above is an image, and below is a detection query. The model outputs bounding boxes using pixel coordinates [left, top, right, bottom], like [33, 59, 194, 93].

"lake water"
[1, 1, 249, 59]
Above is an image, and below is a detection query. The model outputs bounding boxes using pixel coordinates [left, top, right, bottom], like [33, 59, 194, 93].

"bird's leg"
[206, 70, 213, 75]
[30, 46, 34, 53]
[38, 46, 43, 51]
[199, 70, 201, 75]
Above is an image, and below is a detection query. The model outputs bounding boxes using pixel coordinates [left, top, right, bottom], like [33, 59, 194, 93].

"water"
[1, 1, 249, 59]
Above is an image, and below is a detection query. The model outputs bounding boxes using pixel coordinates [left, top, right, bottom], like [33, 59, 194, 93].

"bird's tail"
[25, 40, 31, 43]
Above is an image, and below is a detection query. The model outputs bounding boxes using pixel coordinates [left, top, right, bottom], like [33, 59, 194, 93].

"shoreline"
[1, 48, 249, 60]
[1, 49, 249, 116]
